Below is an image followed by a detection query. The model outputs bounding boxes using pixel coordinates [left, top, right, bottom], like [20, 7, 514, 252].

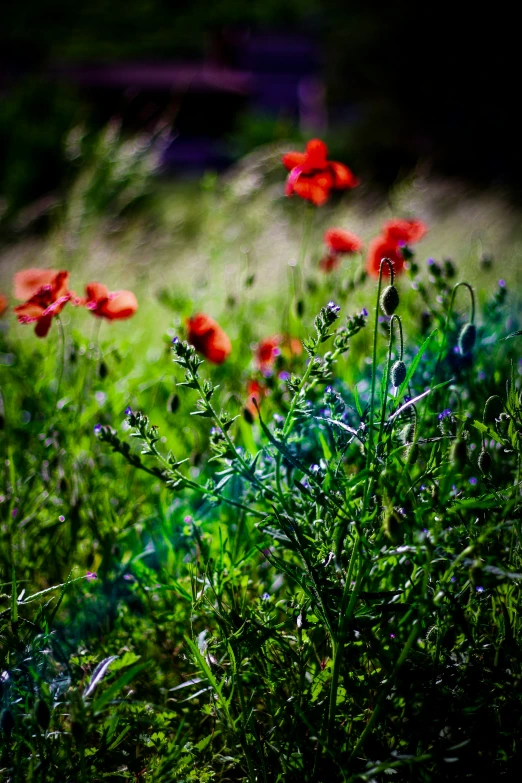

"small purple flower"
[125, 406, 132, 416]
[469, 477, 477, 485]
[11, 508, 18, 519]
[94, 423, 102, 435]
[450, 576, 456, 583]
[389, 633, 396, 639]
[261, 592, 270, 601]
[279, 371, 291, 382]
[172, 336, 179, 344]
[427, 257, 435, 266]
[184, 515, 192, 524]
[85, 571, 97, 582]
[59, 515, 65, 522]
[498, 279, 506, 288]
[360, 307, 369, 317]
[476, 585, 484, 593]
[438, 408, 452, 421]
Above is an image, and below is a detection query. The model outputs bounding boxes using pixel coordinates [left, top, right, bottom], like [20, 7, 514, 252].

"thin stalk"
[55, 315, 66, 404]
[363, 258, 394, 513]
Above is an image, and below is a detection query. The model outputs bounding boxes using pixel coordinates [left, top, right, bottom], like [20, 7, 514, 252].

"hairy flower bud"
[478, 449, 492, 474]
[383, 509, 402, 544]
[390, 360, 407, 387]
[380, 285, 399, 316]
[458, 323, 476, 355]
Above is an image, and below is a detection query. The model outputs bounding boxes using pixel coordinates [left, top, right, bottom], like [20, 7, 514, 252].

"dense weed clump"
[1, 138, 522, 781]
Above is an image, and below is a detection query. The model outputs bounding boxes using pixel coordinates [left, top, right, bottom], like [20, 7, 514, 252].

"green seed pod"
[167, 392, 180, 414]
[243, 406, 254, 425]
[380, 285, 400, 316]
[1, 708, 14, 738]
[383, 509, 402, 544]
[35, 698, 51, 731]
[98, 360, 108, 379]
[478, 449, 492, 474]
[390, 360, 407, 387]
[458, 323, 476, 355]
[451, 438, 467, 469]
[296, 299, 305, 318]
[483, 395, 503, 424]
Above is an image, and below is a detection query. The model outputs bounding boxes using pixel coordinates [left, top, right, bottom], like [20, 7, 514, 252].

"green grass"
[1, 141, 522, 781]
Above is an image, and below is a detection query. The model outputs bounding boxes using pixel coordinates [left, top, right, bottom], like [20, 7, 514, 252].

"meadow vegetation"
[1, 130, 522, 781]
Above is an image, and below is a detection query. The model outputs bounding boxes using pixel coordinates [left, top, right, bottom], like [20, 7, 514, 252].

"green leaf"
[397, 329, 438, 400]
[92, 663, 146, 714]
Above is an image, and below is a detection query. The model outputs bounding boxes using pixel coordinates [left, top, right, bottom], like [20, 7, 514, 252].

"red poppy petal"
[100, 291, 138, 320]
[330, 162, 360, 189]
[282, 151, 306, 171]
[304, 139, 328, 170]
[319, 254, 341, 273]
[85, 282, 110, 303]
[35, 314, 53, 338]
[13, 269, 56, 300]
[324, 228, 363, 254]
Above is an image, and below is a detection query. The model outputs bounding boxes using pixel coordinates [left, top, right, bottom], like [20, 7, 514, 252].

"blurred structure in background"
[49, 30, 326, 173]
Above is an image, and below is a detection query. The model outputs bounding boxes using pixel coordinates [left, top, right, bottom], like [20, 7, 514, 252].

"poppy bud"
[1, 708, 14, 738]
[296, 299, 304, 318]
[35, 698, 51, 731]
[243, 406, 254, 424]
[380, 285, 399, 316]
[383, 509, 402, 544]
[98, 360, 108, 379]
[483, 395, 503, 424]
[167, 392, 180, 413]
[458, 323, 476, 355]
[478, 449, 492, 474]
[451, 438, 467, 469]
[390, 360, 407, 387]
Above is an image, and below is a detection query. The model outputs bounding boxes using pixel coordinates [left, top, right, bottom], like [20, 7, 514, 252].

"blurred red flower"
[81, 282, 138, 320]
[0, 293, 7, 316]
[319, 228, 362, 272]
[187, 313, 231, 364]
[13, 270, 71, 337]
[256, 335, 281, 372]
[382, 218, 427, 244]
[367, 218, 428, 278]
[366, 236, 406, 278]
[282, 139, 359, 206]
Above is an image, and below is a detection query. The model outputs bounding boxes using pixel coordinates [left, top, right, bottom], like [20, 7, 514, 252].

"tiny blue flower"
[172, 336, 179, 344]
[94, 423, 102, 435]
[261, 592, 270, 601]
[438, 408, 452, 421]
[469, 477, 477, 485]
[498, 279, 506, 288]
[125, 406, 133, 416]
[476, 585, 484, 593]
[361, 307, 369, 317]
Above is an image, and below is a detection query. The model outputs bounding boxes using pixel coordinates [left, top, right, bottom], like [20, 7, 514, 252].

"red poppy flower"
[13, 270, 71, 337]
[366, 235, 406, 278]
[81, 282, 138, 320]
[245, 379, 267, 418]
[0, 293, 7, 317]
[187, 313, 231, 364]
[256, 335, 281, 372]
[382, 218, 427, 244]
[319, 228, 362, 273]
[282, 139, 359, 206]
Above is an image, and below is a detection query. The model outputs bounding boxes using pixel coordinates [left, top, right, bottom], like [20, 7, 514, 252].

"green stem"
[363, 259, 394, 513]
[55, 315, 66, 405]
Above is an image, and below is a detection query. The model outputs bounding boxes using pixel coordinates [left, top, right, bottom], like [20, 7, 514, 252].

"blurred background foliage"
[1, 0, 518, 225]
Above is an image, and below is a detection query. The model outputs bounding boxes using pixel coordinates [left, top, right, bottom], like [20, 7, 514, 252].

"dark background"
[1, 0, 519, 219]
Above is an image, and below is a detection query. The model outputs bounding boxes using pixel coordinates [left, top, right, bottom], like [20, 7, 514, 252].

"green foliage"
[1, 149, 522, 781]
